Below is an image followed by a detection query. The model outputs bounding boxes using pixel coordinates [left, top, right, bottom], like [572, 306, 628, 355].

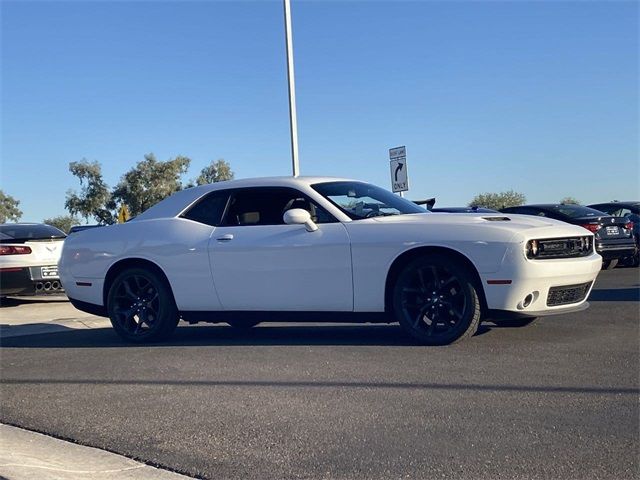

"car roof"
[195, 176, 353, 191]
[509, 204, 575, 209]
[132, 176, 356, 221]
[588, 201, 639, 207]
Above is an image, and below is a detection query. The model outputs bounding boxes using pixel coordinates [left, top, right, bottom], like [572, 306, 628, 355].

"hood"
[369, 213, 591, 241]
[372, 212, 561, 229]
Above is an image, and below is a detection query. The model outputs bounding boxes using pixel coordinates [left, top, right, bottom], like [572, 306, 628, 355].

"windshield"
[311, 181, 426, 220]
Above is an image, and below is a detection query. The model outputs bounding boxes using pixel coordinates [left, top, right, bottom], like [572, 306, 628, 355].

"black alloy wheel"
[393, 255, 481, 345]
[107, 267, 179, 342]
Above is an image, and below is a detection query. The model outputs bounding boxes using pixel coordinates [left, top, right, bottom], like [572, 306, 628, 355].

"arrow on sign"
[394, 162, 404, 181]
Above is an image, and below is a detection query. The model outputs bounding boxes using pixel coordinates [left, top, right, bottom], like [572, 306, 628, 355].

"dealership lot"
[1, 268, 638, 479]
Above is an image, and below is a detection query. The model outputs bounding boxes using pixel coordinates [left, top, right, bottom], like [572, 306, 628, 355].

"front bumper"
[596, 241, 637, 261]
[481, 247, 601, 316]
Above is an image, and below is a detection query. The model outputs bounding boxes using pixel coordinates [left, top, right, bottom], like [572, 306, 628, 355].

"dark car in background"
[500, 204, 636, 269]
[587, 202, 639, 267]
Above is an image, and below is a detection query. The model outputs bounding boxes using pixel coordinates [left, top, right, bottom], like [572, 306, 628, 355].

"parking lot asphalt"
[1, 268, 638, 480]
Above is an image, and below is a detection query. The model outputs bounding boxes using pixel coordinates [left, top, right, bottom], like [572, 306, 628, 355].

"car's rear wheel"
[602, 259, 618, 270]
[392, 255, 481, 345]
[107, 267, 179, 342]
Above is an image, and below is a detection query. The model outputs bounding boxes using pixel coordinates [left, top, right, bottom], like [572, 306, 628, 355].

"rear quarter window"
[181, 191, 230, 226]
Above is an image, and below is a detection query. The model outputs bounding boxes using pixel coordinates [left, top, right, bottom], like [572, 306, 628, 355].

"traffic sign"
[118, 205, 130, 223]
[389, 146, 408, 193]
[389, 146, 406, 160]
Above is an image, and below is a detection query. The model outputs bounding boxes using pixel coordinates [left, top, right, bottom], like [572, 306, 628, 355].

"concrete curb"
[0, 424, 194, 480]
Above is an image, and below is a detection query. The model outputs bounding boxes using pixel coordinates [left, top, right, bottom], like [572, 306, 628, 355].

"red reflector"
[0, 245, 32, 255]
[0, 267, 24, 272]
[580, 224, 600, 233]
[487, 280, 512, 285]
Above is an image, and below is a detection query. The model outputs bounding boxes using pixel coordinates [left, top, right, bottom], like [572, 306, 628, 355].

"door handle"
[216, 234, 234, 242]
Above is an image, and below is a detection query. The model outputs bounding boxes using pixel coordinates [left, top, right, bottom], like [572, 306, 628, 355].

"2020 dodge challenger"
[59, 177, 601, 345]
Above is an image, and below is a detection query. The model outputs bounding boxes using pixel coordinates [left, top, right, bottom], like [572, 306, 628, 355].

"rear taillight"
[625, 221, 634, 231]
[0, 245, 32, 255]
[581, 224, 600, 233]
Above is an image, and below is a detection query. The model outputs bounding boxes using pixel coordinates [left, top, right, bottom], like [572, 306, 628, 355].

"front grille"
[546, 282, 592, 307]
[535, 237, 593, 259]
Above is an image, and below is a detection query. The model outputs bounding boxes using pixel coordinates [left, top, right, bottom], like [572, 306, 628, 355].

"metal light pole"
[283, 0, 300, 177]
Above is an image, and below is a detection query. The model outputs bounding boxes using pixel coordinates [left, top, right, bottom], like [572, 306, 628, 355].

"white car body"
[1, 224, 66, 296]
[60, 177, 601, 325]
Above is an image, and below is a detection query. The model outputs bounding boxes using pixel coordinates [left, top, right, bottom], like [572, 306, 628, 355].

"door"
[208, 187, 353, 311]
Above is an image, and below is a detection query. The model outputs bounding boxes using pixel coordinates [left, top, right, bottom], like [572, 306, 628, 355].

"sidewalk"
[0, 424, 193, 480]
[0, 296, 110, 338]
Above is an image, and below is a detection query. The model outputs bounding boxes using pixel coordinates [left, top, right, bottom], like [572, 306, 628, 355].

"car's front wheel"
[107, 267, 179, 342]
[392, 255, 482, 345]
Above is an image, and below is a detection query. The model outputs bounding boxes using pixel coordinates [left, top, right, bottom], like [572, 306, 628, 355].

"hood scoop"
[482, 216, 511, 222]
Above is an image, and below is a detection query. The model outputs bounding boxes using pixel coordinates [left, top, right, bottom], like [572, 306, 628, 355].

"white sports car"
[59, 177, 601, 344]
[1, 223, 66, 296]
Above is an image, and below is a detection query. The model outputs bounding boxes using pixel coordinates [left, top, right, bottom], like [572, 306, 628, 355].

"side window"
[221, 187, 336, 226]
[181, 191, 230, 226]
[618, 208, 632, 218]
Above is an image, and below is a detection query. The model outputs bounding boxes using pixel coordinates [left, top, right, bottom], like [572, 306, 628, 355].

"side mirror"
[283, 208, 318, 232]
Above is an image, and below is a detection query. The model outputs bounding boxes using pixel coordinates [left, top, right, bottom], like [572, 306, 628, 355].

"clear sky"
[1, 0, 638, 222]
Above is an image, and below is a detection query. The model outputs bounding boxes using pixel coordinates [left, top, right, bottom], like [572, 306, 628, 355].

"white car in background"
[59, 177, 601, 345]
[0, 223, 66, 297]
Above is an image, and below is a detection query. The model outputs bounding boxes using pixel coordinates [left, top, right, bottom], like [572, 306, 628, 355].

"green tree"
[43, 215, 81, 233]
[469, 190, 526, 210]
[0, 190, 22, 223]
[65, 160, 114, 224]
[560, 196, 580, 205]
[193, 159, 234, 186]
[111, 153, 191, 217]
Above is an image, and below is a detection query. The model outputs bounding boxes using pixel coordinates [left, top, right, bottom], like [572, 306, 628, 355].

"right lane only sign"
[389, 146, 408, 193]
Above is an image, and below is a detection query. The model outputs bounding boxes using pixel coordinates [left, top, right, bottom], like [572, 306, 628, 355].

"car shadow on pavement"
[0, 296, 68, 307]
[589, 287, 640, 302]
[0, 321, 516, 348]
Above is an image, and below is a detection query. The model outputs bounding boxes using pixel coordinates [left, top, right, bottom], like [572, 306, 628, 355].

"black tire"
[393, 255, 482, 345]
[227, 319, 260, 330]
[107, 267, 179, 343]
[602, 259, 618, 270]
